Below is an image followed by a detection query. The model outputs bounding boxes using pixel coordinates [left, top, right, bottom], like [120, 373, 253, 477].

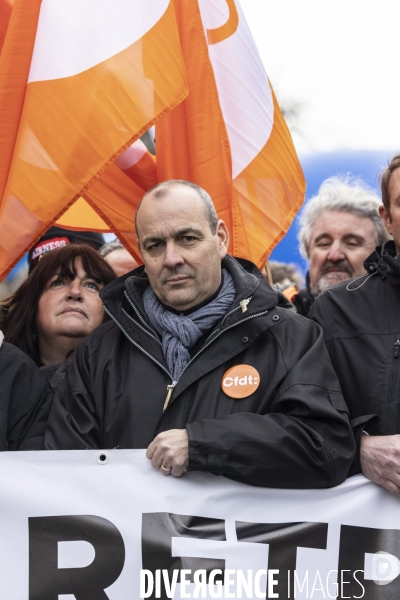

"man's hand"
[360, 434, 400, 494]
[146, 429, 189, 477]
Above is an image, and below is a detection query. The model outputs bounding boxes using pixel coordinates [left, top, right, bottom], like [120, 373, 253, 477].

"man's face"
[308, 209, 377, 295]
[137, 185, 229, 311]
[379, 168, 400, 253]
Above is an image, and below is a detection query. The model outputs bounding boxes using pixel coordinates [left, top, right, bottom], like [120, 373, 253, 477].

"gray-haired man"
[295, 176, 390, 315]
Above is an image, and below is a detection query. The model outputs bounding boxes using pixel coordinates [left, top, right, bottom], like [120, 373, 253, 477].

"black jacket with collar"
[309, 241, 400, 474]
[45, 256, 354, 488]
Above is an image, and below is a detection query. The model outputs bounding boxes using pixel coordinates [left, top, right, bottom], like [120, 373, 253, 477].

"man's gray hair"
[135, 180, 219, 236]
[298, 176, 390, 259]
[99, 239, 124, 258]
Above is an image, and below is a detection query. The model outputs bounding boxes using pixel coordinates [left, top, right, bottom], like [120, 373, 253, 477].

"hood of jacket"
[363, 240, 400, 280]
[100, 255, 279, 327]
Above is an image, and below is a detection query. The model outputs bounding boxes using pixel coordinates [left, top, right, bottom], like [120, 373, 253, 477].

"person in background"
[310, 153, 400, 494]
[267, 261, 304, 305]
[0, 244, 116, 389]
[296, 176, 390, 315]
[45, 179, 354, 489]
[269, 261, 304, 289]
[28, 226, 105, 273]
[99, 239, 139, 277]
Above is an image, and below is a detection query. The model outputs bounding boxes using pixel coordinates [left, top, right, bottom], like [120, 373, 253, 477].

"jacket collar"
[100, 255, 279, 325]
[363, 240, 400, 280]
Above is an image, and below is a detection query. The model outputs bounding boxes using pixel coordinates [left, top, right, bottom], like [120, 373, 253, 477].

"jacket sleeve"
[309, 295, 380, 476]
[0, 343, 53, 451]
[186, 317, 355, 488]
[44, 337, 102, 450]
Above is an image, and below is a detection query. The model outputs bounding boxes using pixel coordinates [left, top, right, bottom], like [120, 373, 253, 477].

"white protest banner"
[0, 449, 399, 599]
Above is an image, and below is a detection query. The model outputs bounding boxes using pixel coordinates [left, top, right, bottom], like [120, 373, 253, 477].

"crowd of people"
[1, 154, 400, 494]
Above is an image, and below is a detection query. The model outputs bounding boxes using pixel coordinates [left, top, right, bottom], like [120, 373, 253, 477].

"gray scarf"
[143, 270, 236, 381]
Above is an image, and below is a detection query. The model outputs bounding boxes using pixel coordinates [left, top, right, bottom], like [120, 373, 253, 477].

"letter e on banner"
[222, 365, 260, 399]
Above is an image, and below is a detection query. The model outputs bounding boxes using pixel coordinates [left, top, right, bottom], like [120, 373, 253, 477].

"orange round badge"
[221, 365, 260, 399]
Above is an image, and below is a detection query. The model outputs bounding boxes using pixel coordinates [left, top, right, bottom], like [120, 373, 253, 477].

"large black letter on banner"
[29, 515, 125, 600]
[338, 525, 400, 599]
[236, 521, 328, 597]
[142, 513, 226, 599]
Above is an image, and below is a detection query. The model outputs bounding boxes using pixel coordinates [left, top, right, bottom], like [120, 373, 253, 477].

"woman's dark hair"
[0, 244, 116, 364]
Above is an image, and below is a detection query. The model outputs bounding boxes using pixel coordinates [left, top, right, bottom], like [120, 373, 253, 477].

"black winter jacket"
[0, 341, 52, 450]
[293, 273, 315, 317]
[45, 256, 355, 488]
[310, 241, 400, 474]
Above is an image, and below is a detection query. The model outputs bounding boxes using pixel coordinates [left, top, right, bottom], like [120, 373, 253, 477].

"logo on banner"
[221, 365, 260, 399]
[206, 0, 239, 45]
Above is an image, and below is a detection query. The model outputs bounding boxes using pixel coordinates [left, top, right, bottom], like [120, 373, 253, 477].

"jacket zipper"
[162, 308, 270, 411]
[105, 299, 270, 413]
[388, 339, 400, 403]
[103, 305, 174, 381]
[124, 291, 160, 339]
[220, 297, 252, 326]
[163, 385, 176, 412]
[121, 307, 161, 345]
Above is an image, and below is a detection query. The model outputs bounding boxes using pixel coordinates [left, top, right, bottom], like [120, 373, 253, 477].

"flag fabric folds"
[56, 139, 156, 225]
[0, 0, 13, 55]
[56, 139, 157, 263]
[0, 0, 187, 279]
[0, 0, 305, 279]
[156, 0, 305, 268]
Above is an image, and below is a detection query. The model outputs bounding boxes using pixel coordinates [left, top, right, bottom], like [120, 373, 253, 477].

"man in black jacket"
[45, 180, 355, 488]
[310, 153, 400, 494]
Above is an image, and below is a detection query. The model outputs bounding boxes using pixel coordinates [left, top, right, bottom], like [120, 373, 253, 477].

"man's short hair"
[135, 180, 219, 237]
[380, 152, 400, 214]
[298, 176, 390, 259]
[99, 239, 124, 258]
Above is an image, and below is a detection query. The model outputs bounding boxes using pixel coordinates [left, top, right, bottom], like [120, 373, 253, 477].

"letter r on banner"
[29, 515, 125, 600]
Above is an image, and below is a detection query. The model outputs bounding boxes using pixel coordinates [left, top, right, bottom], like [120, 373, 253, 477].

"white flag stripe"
[114, 140, 148, 170]
[28, 0, 169, 83]
[198, 0, 274, 179]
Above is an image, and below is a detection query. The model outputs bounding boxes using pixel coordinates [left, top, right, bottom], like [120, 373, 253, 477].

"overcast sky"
[240, 0, 400, 155]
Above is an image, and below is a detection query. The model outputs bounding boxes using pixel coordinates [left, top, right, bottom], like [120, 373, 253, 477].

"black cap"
[28, 226, 105, 272]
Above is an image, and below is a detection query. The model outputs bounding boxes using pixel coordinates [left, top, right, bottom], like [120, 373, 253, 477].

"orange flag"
[56, 140, 158, 265]
[156, 0, 305, 268]
[0, 0, 187, 279]
[0, 0, 13, 55]
[114, 139, 157, 191]
[56, 139, 157, 244]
